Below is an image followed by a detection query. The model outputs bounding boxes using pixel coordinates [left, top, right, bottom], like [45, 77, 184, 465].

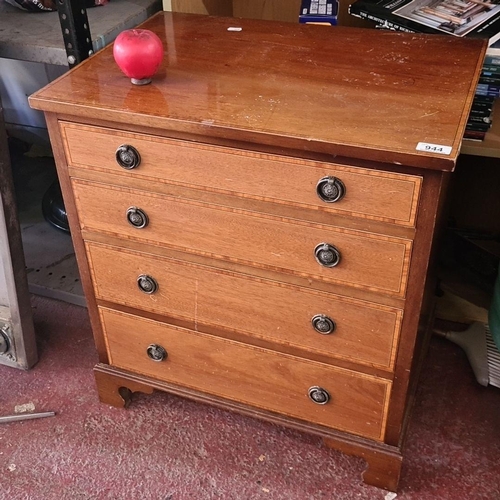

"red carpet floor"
[1, 295, 499, 499]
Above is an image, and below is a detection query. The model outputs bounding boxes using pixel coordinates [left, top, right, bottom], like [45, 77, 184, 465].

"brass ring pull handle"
[137, 274, 158, 294]
[146, 344, 167, 362]
[311, 314, 336, 335]
[316, 176, 346, 203]
[116, 144, 141, 170]
[126, 207, 148, 229]
[308, 386, 330, 405]
[314, 243, 340, 268]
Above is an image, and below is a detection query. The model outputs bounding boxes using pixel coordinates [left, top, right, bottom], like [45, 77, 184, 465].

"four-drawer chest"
[30, 12, 485, 491]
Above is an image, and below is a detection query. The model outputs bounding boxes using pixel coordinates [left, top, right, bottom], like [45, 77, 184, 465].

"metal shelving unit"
[56, 0, 94, 68]
[0, 0, 162, 64]
[0, 0, 162, 305]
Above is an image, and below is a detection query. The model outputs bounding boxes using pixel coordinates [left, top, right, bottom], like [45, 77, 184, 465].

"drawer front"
[73, 180, 412, 296]
[87, 242, 403, 369]
[61, 122, 422, 227]
[100, 307, 391, 441]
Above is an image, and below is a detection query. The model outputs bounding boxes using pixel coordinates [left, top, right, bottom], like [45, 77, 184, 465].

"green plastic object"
[489, 269, 500, 352]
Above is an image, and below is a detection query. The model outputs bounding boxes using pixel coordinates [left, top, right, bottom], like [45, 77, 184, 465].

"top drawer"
[61, 123, 422, 227]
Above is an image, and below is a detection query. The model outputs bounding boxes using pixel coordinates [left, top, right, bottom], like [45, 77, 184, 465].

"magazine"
[349, 0, 500, 45]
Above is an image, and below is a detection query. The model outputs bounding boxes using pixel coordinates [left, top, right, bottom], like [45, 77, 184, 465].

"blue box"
[299, 0, 338, 25]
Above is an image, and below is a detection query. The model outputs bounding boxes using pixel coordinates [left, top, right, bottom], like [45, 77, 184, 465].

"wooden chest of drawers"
[29, 12, 485, 492]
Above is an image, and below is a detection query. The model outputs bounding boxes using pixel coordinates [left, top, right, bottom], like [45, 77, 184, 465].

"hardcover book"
[349, 0, 500, 45]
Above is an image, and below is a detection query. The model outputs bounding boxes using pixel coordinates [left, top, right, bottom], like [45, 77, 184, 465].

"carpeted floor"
[1, 295, 499, 500]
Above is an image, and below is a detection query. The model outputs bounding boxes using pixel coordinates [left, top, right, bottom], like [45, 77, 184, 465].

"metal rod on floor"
[0, 411, 56, 424]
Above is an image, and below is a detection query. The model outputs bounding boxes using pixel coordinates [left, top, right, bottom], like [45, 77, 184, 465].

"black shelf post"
[46, 0, 95, 233]
[56, 0, 94, 68]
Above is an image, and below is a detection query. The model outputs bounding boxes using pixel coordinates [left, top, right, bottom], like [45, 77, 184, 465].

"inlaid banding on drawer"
[73, 180, 412, 296]
[100, 307, 391, 441]
[86, 242, 403, 369]
[61, 122, 422, 227]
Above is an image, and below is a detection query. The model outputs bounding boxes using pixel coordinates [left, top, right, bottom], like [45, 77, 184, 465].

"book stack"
[464, 41, 500, 141]
[349, 0, 500, 141]
[465, 95, 494, 141]
[349, 0, 500, 42]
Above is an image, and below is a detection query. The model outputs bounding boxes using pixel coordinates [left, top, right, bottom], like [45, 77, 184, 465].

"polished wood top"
[30, 12, 485, 170]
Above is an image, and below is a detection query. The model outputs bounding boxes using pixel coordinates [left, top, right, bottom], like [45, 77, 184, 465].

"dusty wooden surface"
[30, 12, 485, 170]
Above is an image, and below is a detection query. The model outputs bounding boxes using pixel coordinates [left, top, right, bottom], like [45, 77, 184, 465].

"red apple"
[113, 29, 164, 85]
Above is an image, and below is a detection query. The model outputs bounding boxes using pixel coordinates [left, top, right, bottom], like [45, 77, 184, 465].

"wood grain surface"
[86, 241, 403, 369]
[100, 307, 391, 441]
[29, 12, 485, 170]
[62, 122, 422, 226]
[72, 179, 413, 296]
